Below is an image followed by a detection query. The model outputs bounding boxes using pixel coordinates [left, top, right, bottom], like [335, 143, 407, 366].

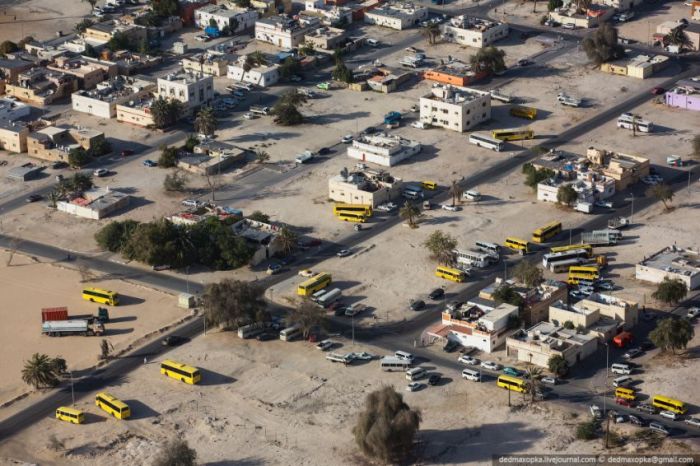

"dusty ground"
[0, 329, 695, 465]
[0, 250, 189, 404]
[0, 0, 90, 43]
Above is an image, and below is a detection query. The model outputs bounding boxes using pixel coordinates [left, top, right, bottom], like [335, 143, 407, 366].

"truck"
[384, 111, 402, 125]
[489, 89, 513, 103]
[295, 150, 314, 164]
[42, 319, 105, 337]
[344, 303, 366, 317]
[557, 93, 582, 108]
[574, 201, 593, 214]
[399, 55, 423, 68]
[608, 216, 630, 230]
[249, 105, 270, 116]
[613, 331, 633, 348]
[581, 229, 621, 246]
[41, 307, 69, 322]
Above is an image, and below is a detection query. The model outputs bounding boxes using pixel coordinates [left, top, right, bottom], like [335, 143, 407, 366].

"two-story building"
[304, 26, 347, 50]
[328, 167, 403, 206]
[506, 322, 598, 369]
[194, 4, 259, 33]
[72, 76, 156, 118]
[26, 125, 106, 163]
[347, 133, 421, 167]
[5, 69, 78, 106]
[363, 2, 428, 30]
[182, 53, 237, 77]
[419, 84, 491, 133]
[441, 15, 509, 48]
[157, 72, 214, 110]
[255, 15, 321, 48]
[636, 246, 700, 290]
[226, 56, 280, 87]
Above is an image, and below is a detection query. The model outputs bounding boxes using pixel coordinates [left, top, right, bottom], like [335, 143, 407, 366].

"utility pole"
[203, 315, 207, 336]
[603, 342, 610, 448]
[70, 370, 75, 406]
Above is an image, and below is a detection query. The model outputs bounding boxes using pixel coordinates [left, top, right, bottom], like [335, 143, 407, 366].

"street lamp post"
[69, 370, 75, 406]
[603, 342, 610, 448]
[203, 315, 207, 336]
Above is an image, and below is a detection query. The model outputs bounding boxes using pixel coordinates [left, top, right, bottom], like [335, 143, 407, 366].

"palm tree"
[399, 201, 420, 228]
[21, 353, 60, 389]
[276, 227, 298, 256]
[47, 191, 60, 209]
[525, 366, 543, 403]
[448, 180, 463, 206]
[255, 150, 270, 164]
[665, 26, 690, 49]
[194, 106, 217, 137]
[423, 23, 440, 45]
[150, 96, 171, 129]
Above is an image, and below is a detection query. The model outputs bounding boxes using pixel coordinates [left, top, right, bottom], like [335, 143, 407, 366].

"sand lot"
[0, 0, 90, 43]
[0, 251, 188, 403]
[0, 330, 696, 465]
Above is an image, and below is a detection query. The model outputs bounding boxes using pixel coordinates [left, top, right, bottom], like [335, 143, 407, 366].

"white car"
[298, 269, 314, 277]
[480, 361, 500, 371]
[341, 134, 354, 144]
[351, 351, 375, 360]
[93, 168, 109, 177]
[648, 422, 670, 435]
[181, 199, 202, 208]
[590, 404, 602, 418]
[458, 355, 479, 365]
[541, 376, 558, 385]
[594, 200, 613, 209]
[687, 307, 700, 319]
[684, 417, 700, 428]
[243, 112, 256, 120]
[623, 348, 642, 359]
[659, 410, 678, 421]
[316, 340, 333, 351]
[336, 249, 352, 258]
[406, 382, 423, 392]
[441, 204, 459, 212]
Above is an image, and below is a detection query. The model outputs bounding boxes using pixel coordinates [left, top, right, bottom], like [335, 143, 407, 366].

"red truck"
[613, 331, 633, 348]
[41, 307, 69, 322]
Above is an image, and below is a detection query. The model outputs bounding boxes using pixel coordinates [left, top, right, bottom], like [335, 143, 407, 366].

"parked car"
[195, 35, 211, 42]
[405, 46, 418, 53]
[562, 23, 576, 29]
[333, 306, 348, 317]
[351, 351, 375, 360]
[266, 263, 282, 275]
[363, 126, 378, 135]
[428, 374, 441, 385]
[410, 300, 426, 311]
[243, 112, 256, 120]
[298, 269, 314, 277]
[341, 134, 354, 144]
[503, 367, 521, 377]
[687, 307, 700, 319]
[256, 332, 277, 341]
[628, 414, 645, 426]
[481, 361, 500, 371]
[93, 168, 109, 177]
[181, 199, 202, 208]
[517, 58, 533, 66]
[316, 339, 333, 351]
[441, 204, 459, 212]
[648, 422, 670, 435]
[684, 417, 700, 428]
[637, 404, 657, 415]
[143, 159, 157, 167]
[52, 161, 68, 169]
[406, 382, 423, 392]
[594, 200, 613, 209]
[318, 147, 331, 155]
[541, 376, 558, 385]
[640, 340, 655, 350]
[25, 194, 43, 203]
[596, 280, 615, 291]
[616, 397, 635, 407]
[428, 288, 445, 300]
[443, 340, 460, 353]
[458, 354, 479, 365]
[590, 404, 602, 418]
[659, 410, 678, 421]
[336, 249, 352, 258]
[623, 348, 642, 359]
[162, 335, 189, 346]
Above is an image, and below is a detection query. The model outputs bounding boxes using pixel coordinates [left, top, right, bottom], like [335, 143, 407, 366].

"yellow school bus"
[435, 266, 467, 283]
[333, 203, 373, 217]
[297, 273, 332, 296]
[550, 243, 593, 257]
[504, 237, 530, 255]
[567, 265, 599, 284]
[336, 212, 366, 223]
[161, 360, 201, 385]
[491, 128, 535, 141]
[95, 392, 130, 420]
[82, 287, 119, 306]
[531, 221, 562, 244]
[509, 106, 537, 120]
[652, 395, 687, 414]
[497, 375, 528, 393]
[55, 406, 85, 424]
[615, 387, 636, 401]
[421, 181, 438, 190]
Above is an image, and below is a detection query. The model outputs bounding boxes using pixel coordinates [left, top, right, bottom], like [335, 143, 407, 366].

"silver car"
[480, 361, 500, 371]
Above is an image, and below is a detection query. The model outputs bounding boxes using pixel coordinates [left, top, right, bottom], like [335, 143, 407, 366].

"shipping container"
[41, 307, 69, 323]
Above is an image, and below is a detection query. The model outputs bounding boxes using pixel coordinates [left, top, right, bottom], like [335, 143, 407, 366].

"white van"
[463, 190, 482, 201]
[611, 363, 631, 375]
[395, 351, 415, 364]
[461, 368, 480, 382]
[613, 375, 632, 388]
[366, 39, 379, 47]
[405, 367, 426, 381]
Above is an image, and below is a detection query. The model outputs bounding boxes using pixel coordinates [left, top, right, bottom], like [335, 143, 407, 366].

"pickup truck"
[249, 105, 270, 115]
[295, 150, 314, 164]
[326, 352, 354, 365]
[608, 216, 630, 230]
[557, 93, 582, 108]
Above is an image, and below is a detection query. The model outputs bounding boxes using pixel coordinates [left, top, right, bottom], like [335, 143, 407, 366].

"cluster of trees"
[332, 54, 354, 84]
[194, 106, 217, 137]
[512, 260, 543, 287]
[95, 217, 255, 270]
[242, 51, 267, 72]
[272, 89, 307, 126]
[21, 353, 67, 389]
[279, 56, 301, 81]
[74, 18, 94, 33]
[48, 172, 95, 207]
[582, 22, 624, 65]
[423, 230, 457, 265]
[469, 47, 507, 75]
[557, 184, 578, 206]
[492, 284, 524, 307]
[548, 0, 563, 11]
[423, 23, 441, 45]
[203, 279, 269, 329]
[67, 138, 112, 168]
[522, 163, 555, 190]
[151, 97, 184, 129]
[548, 354, 569, 377]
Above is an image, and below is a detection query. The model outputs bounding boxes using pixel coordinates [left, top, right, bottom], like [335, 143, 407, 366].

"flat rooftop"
[639, 246, 700, 276]
[447, 15, 505, 31]
[368, 2, 425, 17]
[423, 85, 486, 104]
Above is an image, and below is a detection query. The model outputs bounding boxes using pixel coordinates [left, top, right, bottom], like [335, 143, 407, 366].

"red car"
[651, 87, 665, 95]
[616, 397, 635, 407]
[120, 149, 135, 157]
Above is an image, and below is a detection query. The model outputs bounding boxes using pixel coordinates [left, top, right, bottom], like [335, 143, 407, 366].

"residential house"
[255, 15, 321, 48]
[226, 57, 280, 87]
[194, 4, 259, 33]
[363, 2, 428, 30]
[71, 75, 155, 118]
[0, 58, 35, 84]
[182, 53, 237, 76]
[636, 246, 700, 290]
[328, 167, 403, 206]
[178, 140, 246, 175]
[506, 322, 598, 368]
[441, 15, 509, 48]
[587, 147, 649, 191]
[5, 69, 78, 106]
[478, 278, 568, 326]
[57, 187, 130, 220]
[304, 26, 347, 50]
[157, 72, 214, 110]
[419, 84, 491, 133]
[600, 54, 669, 79]
[347, 133, 421, 167]
[423, 60, 487, 87]
[665, 76, 700, 111]
[26, 125, 106, 163]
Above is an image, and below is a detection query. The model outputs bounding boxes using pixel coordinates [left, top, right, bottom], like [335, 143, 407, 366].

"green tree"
[649, 317, 694, 354]
[399, 201, 420, 228]
[203, 279, 268, 329]
[47, 191, 59, 208]
[576, 420, 597, 440]
[557, 184, 578, 206]
[582, 22, 624, 65]
[646, 184, 674, 210]
[563, 320, 575, 329]
[163, 171, 189, 193]
[255, 150, 270, 164]
[275, 226, 298, 256]
[183, 134, 199, 152]
[547, 0, 562, 9]
[248, 211, 270, 223]
[272, 103, 304, 126]
[83, 43, 98, 58]
[548, 354, 569, 377]
[469, 46, 506, 74]
[288, 302, 327, 339]
[522, 163, 555, 190]
[90, 138, 112, 157]
[0, 40, 18, 55]
[107, 31, 132, 52]
[243, 50, 268, 72]
[74, 18, 94, 33]
[524, 366, 543, 403]
[353, 386, 422, 463]
[152, 438, 197, 466]
[279, 56, 301, 81]
[423, 230, 457, 265]
[448, 180, 463, 206]
[49, 356, 67, 376]
[332, 57, 354, 83]
[152, 0, 181, 18]
[665, 26, 691, 49]
[58, 172, 93, 195]
[158, 145, 179, 168]
[194, 106, 217, 137]
[512, 260, 543, 287]
[299, 42, 315, 57]
[21, 353, 61, 389]
[99, 339, 113, 360]
[492, 285, 524, 307]
[68, 147, 92, 168]
[651, 277, 687, 306]
[423, 22, 440, 45]
[209, 18, 218, 28]
[150, 97, 183, 129]
[234, 0, 251, 7]
[95, 220, 140, 252]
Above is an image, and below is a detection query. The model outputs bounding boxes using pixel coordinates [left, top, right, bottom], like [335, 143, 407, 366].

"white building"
[599, 0, 644, 11]
[347, 133, 421, 167]
[226, 58, 280, 87]
[57, 187, 130, 220]
[537, 174, 615, 205]
[506, 322, 598, 368]
[363, 2, 428, 30]
[328, 168, 403, 207]
[636, 246, 700, 290]
[194, 4, 258, 33]
[441, 15, 509, 48]
[157, 72, 214, 111]
[419, 84, 491, 132]
[0, 97, 32, 121]
[255, 15, 321, 49]
[71, 76, 155, 119]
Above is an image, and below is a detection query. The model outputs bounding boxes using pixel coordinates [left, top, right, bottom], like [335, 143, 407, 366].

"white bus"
[542, 248, 591, 270]
[237, 322, 267, 339]
[469, 133, 504, 152]
[549, 257, 587, 273]
[475, 241, 500, 259]
[617, 113, 652, 133]
[453, 249, 496, 268]
[317, 288, 341, 307]
[380, 357, 411, 372]
[279, 325, 302, 342]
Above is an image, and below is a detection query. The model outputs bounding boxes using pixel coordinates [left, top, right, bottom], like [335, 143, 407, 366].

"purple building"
[665, 77, 700, 111]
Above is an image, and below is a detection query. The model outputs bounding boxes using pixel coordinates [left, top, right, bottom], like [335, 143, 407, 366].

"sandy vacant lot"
[0, 251, 188, 403]
[0, 329, 696, 465]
